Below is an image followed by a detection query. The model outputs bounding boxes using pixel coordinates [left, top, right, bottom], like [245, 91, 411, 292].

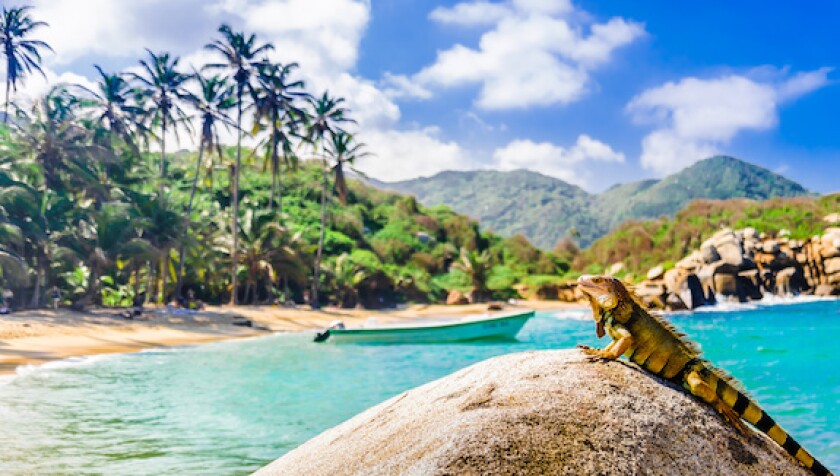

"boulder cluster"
[635, 225, 840, 310]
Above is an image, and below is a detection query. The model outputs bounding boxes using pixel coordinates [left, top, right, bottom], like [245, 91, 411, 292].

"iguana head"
[577, 275, 623, 338]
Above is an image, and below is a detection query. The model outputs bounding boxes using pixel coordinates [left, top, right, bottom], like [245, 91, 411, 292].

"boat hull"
[327, 310, 535, 344]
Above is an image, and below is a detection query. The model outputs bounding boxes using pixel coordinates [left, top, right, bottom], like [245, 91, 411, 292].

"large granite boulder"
[256, 350, 810, 476]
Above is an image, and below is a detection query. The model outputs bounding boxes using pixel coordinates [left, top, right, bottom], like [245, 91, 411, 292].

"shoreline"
[0, 301, 584, 376]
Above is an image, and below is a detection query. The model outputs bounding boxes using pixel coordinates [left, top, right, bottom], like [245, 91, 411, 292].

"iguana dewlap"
[576, 275, 832, 476]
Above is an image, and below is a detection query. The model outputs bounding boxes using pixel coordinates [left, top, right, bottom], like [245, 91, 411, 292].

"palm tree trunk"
[312, 157, 328, 309]
[175, 141, 205, 297]
[145, 261, 155, 304]
[133, 265, 141, 300]
[269, 128, 277, 212]
[29, 256, 43, 308]
[159, 113, 167, 197]
[230, 88, 243, 305]
[3, 78, 10, 124]
[277, 158, 283, 216]
[159, 254, 171, 304]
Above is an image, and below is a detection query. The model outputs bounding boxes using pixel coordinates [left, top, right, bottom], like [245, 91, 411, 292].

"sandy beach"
[0, 301, 584, 375]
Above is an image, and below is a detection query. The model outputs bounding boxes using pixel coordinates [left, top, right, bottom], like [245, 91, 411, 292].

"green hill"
[380, 169, 602, 249]
[592, 156, 811, 229]
[378, 156, 811, 249]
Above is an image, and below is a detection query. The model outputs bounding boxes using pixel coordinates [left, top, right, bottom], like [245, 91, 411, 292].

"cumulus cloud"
[32, 0, 221, 65]
[381, 72, 432, 100]
[429, 1, 511, 26]
[402, 0, 644, 110]
[357, 128, 472, 181]
[493, 135, 624, 187]
[628, 68, 832, 175]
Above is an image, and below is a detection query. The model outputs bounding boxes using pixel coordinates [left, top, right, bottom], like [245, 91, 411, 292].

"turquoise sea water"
[0, 300, 838, 475]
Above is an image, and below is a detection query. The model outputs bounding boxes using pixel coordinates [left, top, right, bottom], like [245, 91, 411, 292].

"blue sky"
[9, 0, 839, 193]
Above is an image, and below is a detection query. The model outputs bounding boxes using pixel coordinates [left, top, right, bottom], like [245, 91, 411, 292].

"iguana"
[576, 274, 832, 476]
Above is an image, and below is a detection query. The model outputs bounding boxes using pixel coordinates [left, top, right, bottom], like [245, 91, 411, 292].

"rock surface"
[255, 350, 809, 476]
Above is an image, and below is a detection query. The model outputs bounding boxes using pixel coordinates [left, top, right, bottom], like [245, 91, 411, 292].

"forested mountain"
[378, 156, 810, 249]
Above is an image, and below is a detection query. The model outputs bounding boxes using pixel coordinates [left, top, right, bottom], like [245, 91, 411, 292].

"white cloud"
[628, 68, 832, 175]
[381, 73, 432, 100]
[407, 0, 644, 110]
[1, 67, 97, 106]
[235, 0, 370, 77]
[32, 0, 222, 66]
[357, 128, 472, 181]
[492, 135, 624, 187]
[429, 1, 511, 26]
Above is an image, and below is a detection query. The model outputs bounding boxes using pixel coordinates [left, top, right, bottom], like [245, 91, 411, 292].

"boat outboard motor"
[314, 320, 346, 342]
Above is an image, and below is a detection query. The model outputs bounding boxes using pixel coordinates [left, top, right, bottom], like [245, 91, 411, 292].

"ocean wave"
[543, 309, 591, 321]
[675, 294, 836, 314]
[14, 354, 118, 378]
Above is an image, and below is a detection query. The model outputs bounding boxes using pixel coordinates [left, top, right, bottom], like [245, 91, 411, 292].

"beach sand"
[0, 300, 585, 375]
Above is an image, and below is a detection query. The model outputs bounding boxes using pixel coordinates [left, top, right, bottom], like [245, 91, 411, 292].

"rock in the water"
[824, 257, 840, 275]
[255, 350, 810, 476]
[815, 284, 839, 296]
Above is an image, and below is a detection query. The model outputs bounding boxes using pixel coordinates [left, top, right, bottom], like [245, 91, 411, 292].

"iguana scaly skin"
[576, 275, 832, 476]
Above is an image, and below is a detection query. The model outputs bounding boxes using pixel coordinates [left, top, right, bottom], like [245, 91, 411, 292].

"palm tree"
[130, 50, 192, 195]
[174, 72, 235, 298]
[0, 202, 29, 291]
[325, 130, 369, 205]
[305, 91, 353, 309]
[325, 253, 367, 308]
[130, 192, 185, 304]
[13, 86, 112, 200]
[236, 209, 284, 304]
[252, 61, 308, 213]
[77, 66, 147, 157]
[453, 247, 493, 303]
[0, 5, 52, 122]
[205, 24, 273, 305]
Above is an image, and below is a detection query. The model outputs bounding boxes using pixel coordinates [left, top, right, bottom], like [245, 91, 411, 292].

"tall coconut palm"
[305, 91, 353, 309]
[325, 130, 369, 205]
[130, 50, 192, 195]
[174, 72, 235, 298]
[1, 5, 52, 123]
[77, 66, 147, 157]
[205, 24, 273, 305]
[252, 61, 308, 213]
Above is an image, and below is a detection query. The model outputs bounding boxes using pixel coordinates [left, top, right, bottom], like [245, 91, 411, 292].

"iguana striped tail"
[708, 373, 832, 476]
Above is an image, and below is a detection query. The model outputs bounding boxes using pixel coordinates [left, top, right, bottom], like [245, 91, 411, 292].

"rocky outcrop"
[255, 350, 810, 476]
[637, 226, 840, 310]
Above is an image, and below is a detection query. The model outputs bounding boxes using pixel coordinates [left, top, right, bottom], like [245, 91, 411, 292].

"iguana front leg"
[578, 325, 634, 360]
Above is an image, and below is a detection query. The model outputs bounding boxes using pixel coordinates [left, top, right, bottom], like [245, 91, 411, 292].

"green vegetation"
[381, 156, 810, 249]
[576, 194, 840, 277]
[0, 5, 572, 309]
